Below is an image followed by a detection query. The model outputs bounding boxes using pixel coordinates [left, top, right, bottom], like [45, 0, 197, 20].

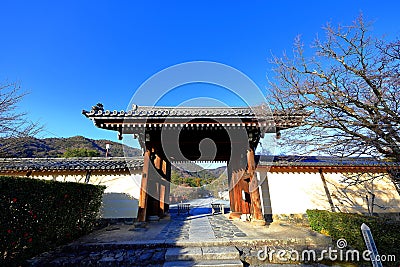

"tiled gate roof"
[0, 157, 143, 172]
[0, 156, 397, 173]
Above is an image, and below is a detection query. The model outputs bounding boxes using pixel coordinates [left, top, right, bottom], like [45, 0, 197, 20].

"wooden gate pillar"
[228, 153, 251, 219]
[163, 159, 171, 214]
[158, 158, 171, 216]
[137, 149, 151, 222]
[247, 148, 265, 225]
[227, 164, 235, 212]
[238, 169, 251, 214]
[137, 149, 171, 222]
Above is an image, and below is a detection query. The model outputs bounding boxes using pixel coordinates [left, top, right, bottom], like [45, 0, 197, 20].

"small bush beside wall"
[306, 209, 400, 263]
[0, 176, 105, 266]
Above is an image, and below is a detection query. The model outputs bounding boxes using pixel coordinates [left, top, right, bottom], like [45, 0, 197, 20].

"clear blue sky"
[1, 1, 399, 142]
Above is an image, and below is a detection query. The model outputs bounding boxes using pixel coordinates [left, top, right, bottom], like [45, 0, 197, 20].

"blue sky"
[0, 1, 399, 143]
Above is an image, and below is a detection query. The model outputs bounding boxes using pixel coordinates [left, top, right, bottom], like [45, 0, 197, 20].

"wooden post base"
[251, 219, 267, 226]
[229, 212, 242, 220]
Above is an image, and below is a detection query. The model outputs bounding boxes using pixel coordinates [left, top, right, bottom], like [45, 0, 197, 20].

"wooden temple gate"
[83, 104, 305, 224]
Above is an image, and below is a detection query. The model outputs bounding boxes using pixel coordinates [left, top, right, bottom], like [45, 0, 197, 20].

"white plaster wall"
[27, 171, 143, 219]
[100, 193, 139, 219]
[29, 171, 142, 200]
[259, 171, 400, 216]
[323, 172, 400, 214]
[263, 172, 332, 214]
[89, 173, 142, 200]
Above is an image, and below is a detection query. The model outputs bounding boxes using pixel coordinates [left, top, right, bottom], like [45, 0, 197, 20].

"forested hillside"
[0, 136, 141, 158]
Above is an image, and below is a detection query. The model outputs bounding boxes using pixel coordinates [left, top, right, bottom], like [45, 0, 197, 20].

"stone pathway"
[154, 212, 247, 240]
[190, 215, 215, 239]
[155, 213, 191, 240]
[209, 214, 247, 238]
[27, 210, 333, 266]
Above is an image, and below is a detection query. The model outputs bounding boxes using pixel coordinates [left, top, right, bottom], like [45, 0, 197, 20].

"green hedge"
[306, 209, 400, 262]
[0, 176, 105, 266]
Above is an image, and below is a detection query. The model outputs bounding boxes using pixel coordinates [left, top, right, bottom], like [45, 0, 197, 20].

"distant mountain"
[0, 136, 141, 158]
[171, 165, 226, 180]
[206, 166, 226, 178]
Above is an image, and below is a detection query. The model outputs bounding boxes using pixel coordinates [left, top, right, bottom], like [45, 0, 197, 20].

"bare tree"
[268, 14, 400, 162]
[0, 81, 42, 138]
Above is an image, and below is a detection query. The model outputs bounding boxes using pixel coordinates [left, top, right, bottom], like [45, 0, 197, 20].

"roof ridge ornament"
[91, 103, 104, 112]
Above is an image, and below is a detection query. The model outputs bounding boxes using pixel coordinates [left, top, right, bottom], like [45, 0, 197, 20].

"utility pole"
[105, 143, 111, 158]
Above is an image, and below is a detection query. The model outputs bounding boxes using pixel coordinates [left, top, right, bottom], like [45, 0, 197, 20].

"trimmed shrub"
[0, 176, 105, 266]
[306, 209, 400, 263]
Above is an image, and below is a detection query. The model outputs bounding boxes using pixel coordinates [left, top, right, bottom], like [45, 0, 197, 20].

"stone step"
[165, 247, 202, 261]
[202, 246, 240, 260]
[164, 246, 239, 261]
[258, 264, 334, 267]
[163, 259, 243, 267]
[28, 248, 167, 266]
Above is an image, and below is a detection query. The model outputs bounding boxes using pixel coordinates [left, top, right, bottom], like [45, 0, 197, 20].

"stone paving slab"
[189, 215, 215, 239]
[156, 215, 191, 240]
[165, 247, 203, 261]
[209, 214, 247, 238]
